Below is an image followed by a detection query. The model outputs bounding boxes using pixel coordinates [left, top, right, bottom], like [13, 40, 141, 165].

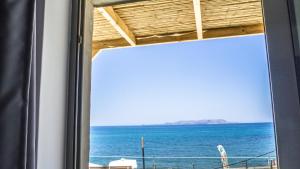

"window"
[90, 36, 277, 169]
[66, 1, 300, 169]
[88, 1, 277, 169]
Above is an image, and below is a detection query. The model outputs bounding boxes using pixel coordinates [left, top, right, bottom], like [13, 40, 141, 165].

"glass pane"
[90, 1, 277, 169]
[90, 37, 277, 169]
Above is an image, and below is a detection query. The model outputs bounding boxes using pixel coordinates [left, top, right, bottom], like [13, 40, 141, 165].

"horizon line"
[90, 121, 273, 127]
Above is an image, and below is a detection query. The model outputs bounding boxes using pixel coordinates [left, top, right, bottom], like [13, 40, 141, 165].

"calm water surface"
[90, 123, 276, 169]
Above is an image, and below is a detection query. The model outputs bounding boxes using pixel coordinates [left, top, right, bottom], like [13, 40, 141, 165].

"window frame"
[263, 0, 300, 168]
[66, 0, 300, 169]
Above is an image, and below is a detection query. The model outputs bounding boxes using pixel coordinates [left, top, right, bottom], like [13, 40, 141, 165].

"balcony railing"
[89, 154, 277, 169]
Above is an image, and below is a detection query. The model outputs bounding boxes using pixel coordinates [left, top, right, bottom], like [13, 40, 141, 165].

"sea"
[89, 123, 276, 169]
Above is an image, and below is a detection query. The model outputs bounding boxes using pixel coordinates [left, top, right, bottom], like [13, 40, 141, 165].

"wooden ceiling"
[92, 0, 264, 56]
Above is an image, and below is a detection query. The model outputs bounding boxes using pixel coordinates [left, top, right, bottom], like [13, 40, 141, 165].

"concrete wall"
[38, 0, 71, 168]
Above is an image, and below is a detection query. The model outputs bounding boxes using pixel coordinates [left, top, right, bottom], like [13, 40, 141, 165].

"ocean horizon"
[90, 121, 273, 127]
[90, 122, 276, 169]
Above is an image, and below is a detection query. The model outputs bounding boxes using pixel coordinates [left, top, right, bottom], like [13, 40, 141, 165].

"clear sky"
[90, 35, 273, 126]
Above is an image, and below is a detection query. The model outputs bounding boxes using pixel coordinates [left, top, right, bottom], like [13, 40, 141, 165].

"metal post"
[152, 160, 156, 169]
[142, 137, 145, 169]
[270, 160, 273, 169]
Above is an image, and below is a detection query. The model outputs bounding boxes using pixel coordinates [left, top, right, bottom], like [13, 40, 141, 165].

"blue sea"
[90, 123, 276, 169]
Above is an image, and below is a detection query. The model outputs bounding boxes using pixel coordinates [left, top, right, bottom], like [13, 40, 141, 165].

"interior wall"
[38, 0, 71, 168]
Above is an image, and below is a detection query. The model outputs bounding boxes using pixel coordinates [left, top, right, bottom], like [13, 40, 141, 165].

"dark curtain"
[0, 0, 43, 169]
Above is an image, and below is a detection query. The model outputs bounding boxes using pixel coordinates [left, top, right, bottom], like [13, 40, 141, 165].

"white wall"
[38, 0, 70, 168]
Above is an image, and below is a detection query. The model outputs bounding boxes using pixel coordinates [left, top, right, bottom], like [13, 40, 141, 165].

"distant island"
[164, 119, 229, 125]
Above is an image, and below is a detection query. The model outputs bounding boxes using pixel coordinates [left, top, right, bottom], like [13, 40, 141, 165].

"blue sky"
[90, 35, 273, 126]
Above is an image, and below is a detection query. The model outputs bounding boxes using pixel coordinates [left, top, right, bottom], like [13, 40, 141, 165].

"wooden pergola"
[92, 0, 264, 56]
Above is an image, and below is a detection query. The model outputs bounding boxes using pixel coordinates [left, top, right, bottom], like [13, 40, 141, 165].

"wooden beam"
[93, 31, 197, 53]
[98, 6, 136, 46]
[192, 0, 203, 39]
[93, 38, 130, 55]
[92, 24, 264, 58]
[203, 24, 264, 38]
